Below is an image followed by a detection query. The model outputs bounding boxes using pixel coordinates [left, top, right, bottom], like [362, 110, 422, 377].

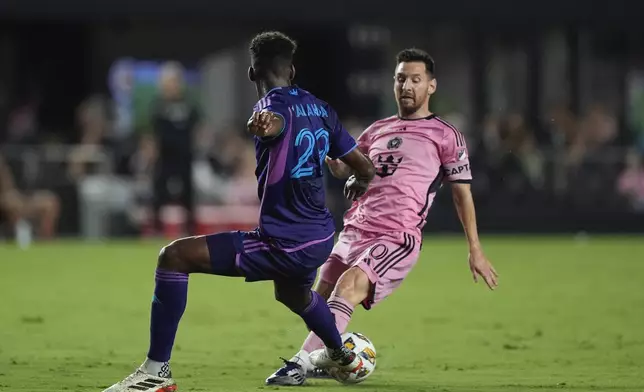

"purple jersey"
[252, 86, 357, 244]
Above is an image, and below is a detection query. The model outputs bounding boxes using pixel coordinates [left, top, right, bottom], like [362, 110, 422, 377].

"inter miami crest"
[387, 137, 403, 150]
[375, 155, 403, 178]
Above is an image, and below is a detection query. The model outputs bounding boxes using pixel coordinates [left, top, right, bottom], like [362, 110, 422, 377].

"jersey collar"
[261, 84, 298, 99]
[397, 113, 436, 121]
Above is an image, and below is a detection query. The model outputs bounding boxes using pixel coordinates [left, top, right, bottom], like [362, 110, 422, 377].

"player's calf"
[136, 236, 212, 383]
[313, 279, 336, 301]
[299, 266, 370, 354]
[306, 269, 370, 372]
[273, 281, 346, 351]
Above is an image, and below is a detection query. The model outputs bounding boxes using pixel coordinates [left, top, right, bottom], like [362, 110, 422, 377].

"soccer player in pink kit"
[266, 48, 499, 386]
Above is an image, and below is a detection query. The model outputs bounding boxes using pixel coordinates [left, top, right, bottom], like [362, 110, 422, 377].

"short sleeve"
[326, 108, 358, 159]
[355, 123, 375, 153]
[440, 127, 472, 183]
[253, 96, 292, 143]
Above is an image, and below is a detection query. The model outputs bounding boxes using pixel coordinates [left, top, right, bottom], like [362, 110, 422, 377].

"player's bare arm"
[325, 144, 370, 180]
[325, 156, 352, 179]
[451, 182, 499, 290]
[247, 110, 284, 138]
[337, 148, 375, 200]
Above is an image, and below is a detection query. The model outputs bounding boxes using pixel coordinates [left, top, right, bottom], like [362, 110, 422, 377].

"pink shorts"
[319, 227, 421, 310]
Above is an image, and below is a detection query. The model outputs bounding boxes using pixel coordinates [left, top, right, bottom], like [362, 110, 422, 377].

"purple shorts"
[205, 230, 334, 288]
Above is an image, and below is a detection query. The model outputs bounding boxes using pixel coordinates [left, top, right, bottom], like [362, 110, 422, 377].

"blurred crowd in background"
[0, 19, 643, 242]
[0, 62, 263, 241]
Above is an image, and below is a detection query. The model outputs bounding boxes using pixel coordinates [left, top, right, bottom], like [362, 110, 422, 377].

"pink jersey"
[343, 114, 472, 237]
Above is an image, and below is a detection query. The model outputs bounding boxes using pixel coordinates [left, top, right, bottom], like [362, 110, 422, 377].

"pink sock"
[301, 294, 355, 353]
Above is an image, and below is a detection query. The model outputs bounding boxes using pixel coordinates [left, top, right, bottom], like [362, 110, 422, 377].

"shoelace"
[329, 347, 356, 365]
[279, 357, 302, 369]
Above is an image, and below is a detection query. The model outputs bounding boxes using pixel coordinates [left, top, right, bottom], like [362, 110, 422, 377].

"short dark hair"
[249, 31, 297, 77]
[396, 48, 435, 76]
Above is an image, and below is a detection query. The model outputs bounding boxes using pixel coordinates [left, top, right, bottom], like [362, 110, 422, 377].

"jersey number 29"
[291, 128, 330, 179]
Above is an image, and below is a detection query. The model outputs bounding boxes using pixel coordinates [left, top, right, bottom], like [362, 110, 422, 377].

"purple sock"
[147, 268, 189, 362]
[297, 291, 343, 349]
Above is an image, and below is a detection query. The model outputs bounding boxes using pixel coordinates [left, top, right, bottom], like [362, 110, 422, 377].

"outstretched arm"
[438, 124, 498, 290]
[451, 183, 480, 250]
[451, 182, 498, 290]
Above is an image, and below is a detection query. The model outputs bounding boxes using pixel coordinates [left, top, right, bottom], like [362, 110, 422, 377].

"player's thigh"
[316, 229, 355, 288]
[212, 231, 321, 283]
[317, 254, 350, 293]
[313, 278, 337, 300]
[158, 231, 243, 275]
[159, 235, 214, 274]
[202, 231, 246, 277]
[353, 233, 421, 310]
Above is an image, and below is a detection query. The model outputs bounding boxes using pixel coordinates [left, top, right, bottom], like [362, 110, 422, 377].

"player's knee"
[313, 280, 335, 301]
[158, 239, 192, 273]
[274, 286, 311, 314]
[334, 267, 371, 306]
[159, 236, 212, 274]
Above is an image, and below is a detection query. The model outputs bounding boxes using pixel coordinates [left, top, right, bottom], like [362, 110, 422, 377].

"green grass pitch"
[1, 235, 643, 392]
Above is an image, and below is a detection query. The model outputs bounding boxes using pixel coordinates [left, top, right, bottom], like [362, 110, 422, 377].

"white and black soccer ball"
[330, 332, 377, 384]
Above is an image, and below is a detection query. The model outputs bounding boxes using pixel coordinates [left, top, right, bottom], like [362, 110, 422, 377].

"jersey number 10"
[291, 128, 330, 179]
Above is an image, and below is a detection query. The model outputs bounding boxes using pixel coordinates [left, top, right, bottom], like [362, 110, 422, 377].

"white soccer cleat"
[102, 368, 177, 392]
[309, 346, 364, 374]
[265, 357, 307, 386]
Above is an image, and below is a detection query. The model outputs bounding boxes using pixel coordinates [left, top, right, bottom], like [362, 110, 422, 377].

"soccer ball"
[330, 332, 377, 384]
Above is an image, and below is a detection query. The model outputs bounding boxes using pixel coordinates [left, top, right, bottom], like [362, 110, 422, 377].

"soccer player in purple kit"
[102, 31, 375, 392]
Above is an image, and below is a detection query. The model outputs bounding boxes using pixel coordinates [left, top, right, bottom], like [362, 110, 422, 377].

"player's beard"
[398, 91, 431, 118]
[397, 97, 422, 117]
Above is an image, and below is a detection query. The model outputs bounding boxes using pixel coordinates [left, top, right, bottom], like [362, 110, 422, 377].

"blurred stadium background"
[1, 1, 643, 391]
